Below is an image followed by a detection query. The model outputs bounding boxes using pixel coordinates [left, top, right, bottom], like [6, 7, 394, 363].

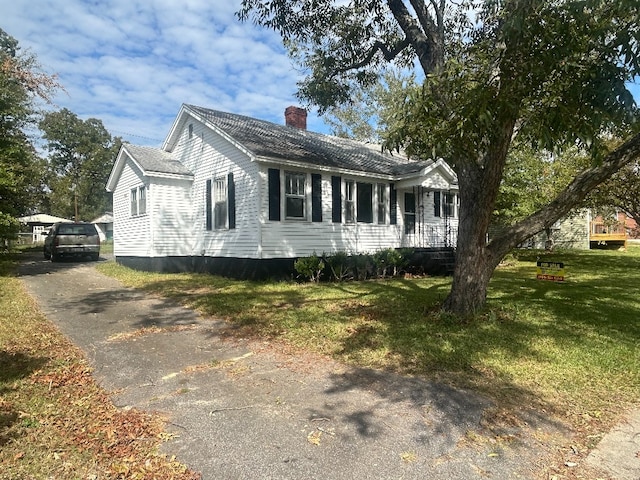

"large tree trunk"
[443, 131, 640, 317]
[442, 168, 506, 315]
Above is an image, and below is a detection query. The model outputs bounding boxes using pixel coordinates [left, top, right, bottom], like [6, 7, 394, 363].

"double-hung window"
[345, 180, 355, 223]
[213, 178, 227, 229]
[344, 180, 375, 224]
[443, 192, 456, 218]
[130, 186, 146, 216]
[285, 172, 306, 219]
[130, 188, 137, 216]
[138, 186, 146, 215]
[206, 176, 233, 230]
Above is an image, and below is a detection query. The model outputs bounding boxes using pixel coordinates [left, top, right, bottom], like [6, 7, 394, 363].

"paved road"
[17, 252, 592, 479]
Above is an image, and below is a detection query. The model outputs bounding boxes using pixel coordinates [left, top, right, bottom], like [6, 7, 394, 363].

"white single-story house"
[106, 105, 459, 279]
[18, 213, 72, 243]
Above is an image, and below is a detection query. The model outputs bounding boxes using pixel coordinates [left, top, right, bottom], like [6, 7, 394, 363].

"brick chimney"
[285, 106, 307, 130]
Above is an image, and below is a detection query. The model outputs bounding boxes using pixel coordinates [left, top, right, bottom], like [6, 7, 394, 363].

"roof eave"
[254, 155, 399, 181]
[145, 171, 194, 181]
[106, 145, 129, 192]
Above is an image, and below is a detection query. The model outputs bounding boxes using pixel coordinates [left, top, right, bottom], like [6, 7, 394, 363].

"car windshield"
[58, 224, 96, 235]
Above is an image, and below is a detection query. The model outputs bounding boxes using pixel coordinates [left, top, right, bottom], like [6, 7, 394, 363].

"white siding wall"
[112, 160, 152, 257]
[261, 168, 408, 258]
[115, 116, 460, 261]
[150, 179, 194, 256]
[170, 119, 261, 258]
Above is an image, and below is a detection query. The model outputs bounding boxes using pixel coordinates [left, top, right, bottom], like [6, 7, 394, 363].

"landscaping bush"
[323, 251, 350, 282]
[294, 252, 325, 282]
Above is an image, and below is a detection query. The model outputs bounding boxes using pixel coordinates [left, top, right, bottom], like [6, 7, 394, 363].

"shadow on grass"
[26, 249, 640, 440]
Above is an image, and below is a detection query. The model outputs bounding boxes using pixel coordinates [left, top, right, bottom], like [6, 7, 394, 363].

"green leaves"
[39, 109, 121, 221]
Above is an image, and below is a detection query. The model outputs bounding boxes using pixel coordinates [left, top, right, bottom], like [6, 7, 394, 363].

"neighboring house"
[106, 104, 459, 279]
[589, 210, 630, 248]
[18, 213, 72, 243]
[520, 209, 634, 251]
[523, 210, 591, 250]
[91, 212, 114, 241]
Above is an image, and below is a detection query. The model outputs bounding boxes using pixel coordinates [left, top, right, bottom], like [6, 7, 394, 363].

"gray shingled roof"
[125, 144, 193, 176]
[186, 105, 427, 177]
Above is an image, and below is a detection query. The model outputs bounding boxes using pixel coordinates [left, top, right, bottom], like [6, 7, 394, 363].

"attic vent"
[285, 106, 307, 130]
[188, 123, 194, 139]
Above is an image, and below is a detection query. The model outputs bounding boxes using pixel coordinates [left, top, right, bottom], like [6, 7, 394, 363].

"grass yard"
[2, 246, 638, 477]
[97, 247, 640, 442]
[0, 251, 199, 480]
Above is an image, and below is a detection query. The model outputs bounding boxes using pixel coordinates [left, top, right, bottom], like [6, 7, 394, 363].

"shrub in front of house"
[295, 248, 417, 283]
[323, 251, 350, 282]
[294, 252, 325, 282]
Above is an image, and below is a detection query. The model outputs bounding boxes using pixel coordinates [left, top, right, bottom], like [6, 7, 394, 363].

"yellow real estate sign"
[536, 261, 565, 282]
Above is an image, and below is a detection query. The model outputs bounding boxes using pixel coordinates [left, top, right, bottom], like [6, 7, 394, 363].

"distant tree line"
[0, 28, 121, 244]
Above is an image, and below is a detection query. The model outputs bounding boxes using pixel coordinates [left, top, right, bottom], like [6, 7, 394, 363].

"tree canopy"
[39, 108, 121, 221]
[239, 0, 640, 315]
[0, 28, 59, 243]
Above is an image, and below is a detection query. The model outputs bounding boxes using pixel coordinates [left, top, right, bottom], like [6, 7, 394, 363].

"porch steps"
[405, 247, 456, 276]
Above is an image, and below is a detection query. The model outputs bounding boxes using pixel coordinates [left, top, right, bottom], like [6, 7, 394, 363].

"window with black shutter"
[331, 176, 342, 223]
[311, 173, 322, 222]
[268, 168, 281, 221]
[356, 182, 373, 223]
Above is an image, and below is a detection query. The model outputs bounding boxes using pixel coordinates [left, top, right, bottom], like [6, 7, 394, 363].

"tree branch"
[489, 131, 640, 255]
[334, 38, 411, 74]
[386, 0, 443, 73]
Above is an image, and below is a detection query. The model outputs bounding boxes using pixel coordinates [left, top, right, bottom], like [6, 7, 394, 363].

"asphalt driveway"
[17, 251, 587, 479]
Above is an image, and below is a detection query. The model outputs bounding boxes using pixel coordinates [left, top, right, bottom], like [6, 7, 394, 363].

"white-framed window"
[138, 186, 146, 215]
[345, 180, 355, 223]
[285, 171, 306, 219]
[130, 186, 146, 216]
[344, 180, 376, 224]
[443, 192, 456, 218]
[213, 177, 227, 229]
[130, 188, 137, 216]
[377, 183, 387, 224]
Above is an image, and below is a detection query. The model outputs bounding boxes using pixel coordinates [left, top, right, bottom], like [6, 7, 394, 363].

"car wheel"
[90, 253, 99, 261]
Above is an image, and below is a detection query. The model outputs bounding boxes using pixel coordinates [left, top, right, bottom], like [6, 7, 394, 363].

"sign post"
[536, 261, 565, 282]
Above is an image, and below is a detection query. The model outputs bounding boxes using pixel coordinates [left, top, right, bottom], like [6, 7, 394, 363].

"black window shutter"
[311, 173, 322, 222]
[434, 191, 441, 217]
[268, 168, 281, 221]
[205, 179, 212, 230]
[356, 182, 373, 223]
[331, 176, 342, 223]
[390, 183, 397, 225]
[228, 172, 236, 229]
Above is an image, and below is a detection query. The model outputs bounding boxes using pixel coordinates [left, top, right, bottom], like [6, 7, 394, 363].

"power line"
[108, 129, 164, 144]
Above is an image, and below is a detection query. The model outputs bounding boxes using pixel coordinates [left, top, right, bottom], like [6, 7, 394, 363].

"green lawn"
[97, 247, 640, 428]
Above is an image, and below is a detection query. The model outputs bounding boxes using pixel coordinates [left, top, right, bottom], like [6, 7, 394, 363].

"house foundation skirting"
[115, 248, 455, 281]
[115, 256, 296, 281]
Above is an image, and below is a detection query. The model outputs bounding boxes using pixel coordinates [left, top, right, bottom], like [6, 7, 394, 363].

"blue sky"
[4, 0, 330, 146]
[3, 1, 639, 148]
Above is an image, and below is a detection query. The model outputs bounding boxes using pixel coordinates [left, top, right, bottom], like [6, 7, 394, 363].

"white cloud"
[3, 0, 327, 146]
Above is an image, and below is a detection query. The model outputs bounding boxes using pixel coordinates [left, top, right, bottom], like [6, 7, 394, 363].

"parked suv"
[44, 222, 100, 262]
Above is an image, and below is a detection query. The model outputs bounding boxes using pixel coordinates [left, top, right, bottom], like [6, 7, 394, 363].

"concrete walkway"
[17, 252, 639, 479]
